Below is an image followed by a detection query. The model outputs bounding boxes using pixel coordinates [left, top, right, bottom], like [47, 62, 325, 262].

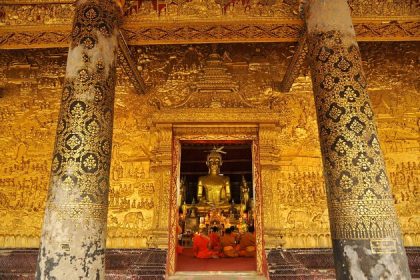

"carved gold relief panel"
[1, 1, 419, 49]
[1, 1, 418, 26]
[0, 42, 418, 249]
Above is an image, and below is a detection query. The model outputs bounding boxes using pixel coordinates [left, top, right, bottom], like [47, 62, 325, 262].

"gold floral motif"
[35, 0, 122, 278]
[307, 30, 403, 241]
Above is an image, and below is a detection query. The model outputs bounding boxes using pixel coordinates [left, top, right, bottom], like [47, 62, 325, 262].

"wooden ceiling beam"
[117, 31, 147, 94]
[275, 30, 308, 93]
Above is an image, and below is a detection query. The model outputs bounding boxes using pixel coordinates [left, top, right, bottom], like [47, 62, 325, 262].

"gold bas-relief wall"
[0, 42, 418, 249]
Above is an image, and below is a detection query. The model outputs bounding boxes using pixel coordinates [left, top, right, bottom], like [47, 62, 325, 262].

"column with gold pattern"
[36, 0, 122, 278]
[304, 0, 411, 278]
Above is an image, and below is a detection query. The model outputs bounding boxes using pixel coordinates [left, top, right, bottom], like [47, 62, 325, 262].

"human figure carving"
[197, 147, 231, 206]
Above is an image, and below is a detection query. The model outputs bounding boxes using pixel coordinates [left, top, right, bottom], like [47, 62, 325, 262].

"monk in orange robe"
[230, 226, 240, 243]
[220, 228, 238, 257]
[208, 226, 221, 252]
[238, 225, 256, 257]
[193, 229, 219, 258]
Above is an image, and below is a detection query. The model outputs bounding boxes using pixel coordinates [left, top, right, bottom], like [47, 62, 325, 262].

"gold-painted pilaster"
[259, 124, 283, 247]
[150, 123, 173, 248]
[36, 0, 121, 278]
[252, 138, 268, 277]
[305, 0, 411, 278]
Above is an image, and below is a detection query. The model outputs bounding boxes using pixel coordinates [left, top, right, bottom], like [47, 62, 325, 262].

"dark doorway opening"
[176, 140, 256, 272]
[180, 141, 254, 206]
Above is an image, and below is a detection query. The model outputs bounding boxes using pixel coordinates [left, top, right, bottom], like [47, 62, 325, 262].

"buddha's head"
[206, 148, 223, 174]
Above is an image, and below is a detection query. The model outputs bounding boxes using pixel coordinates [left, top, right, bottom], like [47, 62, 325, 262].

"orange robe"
[238, 232, 256, 257]
[220, 234, 238, 257]
[231, 232, 240, 243]
[193, 234, 217, 258]
[209, 232, 221, 252]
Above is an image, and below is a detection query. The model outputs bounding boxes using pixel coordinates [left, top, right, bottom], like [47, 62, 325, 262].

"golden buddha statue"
[197, 147, 231, 207]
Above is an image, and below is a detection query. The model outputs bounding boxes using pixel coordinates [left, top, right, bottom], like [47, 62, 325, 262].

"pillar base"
[332, 239, 411, 279]
[148, 229, 169, 249]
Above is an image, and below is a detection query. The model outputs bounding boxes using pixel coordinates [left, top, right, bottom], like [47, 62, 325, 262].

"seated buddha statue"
[197, 147, 231, 207]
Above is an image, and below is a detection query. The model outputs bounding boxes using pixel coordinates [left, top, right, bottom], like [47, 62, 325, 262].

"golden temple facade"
[0, 0, 419, 278]
[1, 41, 418, 248]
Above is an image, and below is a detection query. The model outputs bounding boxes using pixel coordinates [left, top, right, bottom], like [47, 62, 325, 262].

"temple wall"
[0, 42, 418, 249]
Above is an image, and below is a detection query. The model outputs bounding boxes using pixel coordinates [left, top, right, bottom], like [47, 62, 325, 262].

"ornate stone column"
[36, 0, 122, 278]
[304, 1, 411, 278]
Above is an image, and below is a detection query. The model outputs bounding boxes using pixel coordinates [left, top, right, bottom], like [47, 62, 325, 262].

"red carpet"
[176, 248, 256, 271]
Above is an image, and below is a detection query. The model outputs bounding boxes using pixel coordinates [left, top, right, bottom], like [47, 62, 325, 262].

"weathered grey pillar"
[304, 1, 411, 279]
[36, 0, 122, 278]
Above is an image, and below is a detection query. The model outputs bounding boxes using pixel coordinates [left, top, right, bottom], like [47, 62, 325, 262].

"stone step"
[168, 271, 266, 280]
[270, 275, 316, 280]
[269, 269, 311, 274]
[267, 249, 315, 279]
[269, 264, 307, 269]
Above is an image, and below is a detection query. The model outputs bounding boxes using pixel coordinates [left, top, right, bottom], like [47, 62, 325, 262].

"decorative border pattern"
[166, 132, 179, 276]
[252, 138, 268, 277]
[1, 20, 419, 49]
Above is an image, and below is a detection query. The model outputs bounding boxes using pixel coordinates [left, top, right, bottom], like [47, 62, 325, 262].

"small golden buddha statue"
[181, 201, 188, 215]
[197, 147, 231, 207]
[240, 175, 250, 209]
[179, 176, 187, 206]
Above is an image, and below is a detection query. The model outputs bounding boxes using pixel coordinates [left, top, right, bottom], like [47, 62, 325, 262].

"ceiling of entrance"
[181, 142, 252, 176]
[180, 142, 253, 204]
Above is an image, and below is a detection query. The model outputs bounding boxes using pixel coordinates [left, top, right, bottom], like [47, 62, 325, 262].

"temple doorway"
[175, 141, 257, 272]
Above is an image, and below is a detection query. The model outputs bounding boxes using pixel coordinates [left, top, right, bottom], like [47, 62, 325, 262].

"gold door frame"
[166, 125, 267, 277]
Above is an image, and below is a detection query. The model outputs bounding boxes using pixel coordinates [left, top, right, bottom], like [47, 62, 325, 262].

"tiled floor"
[177, 248, 256, 271]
